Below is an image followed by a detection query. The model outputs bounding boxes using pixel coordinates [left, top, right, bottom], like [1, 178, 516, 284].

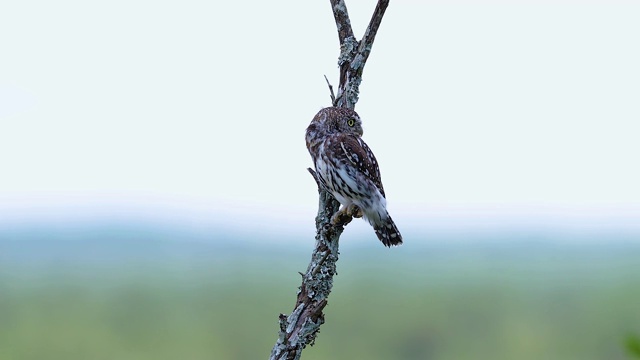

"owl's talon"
[346, 204, 363, 218]
[330, 211, 343, 226]
[331, 206, 355, 227]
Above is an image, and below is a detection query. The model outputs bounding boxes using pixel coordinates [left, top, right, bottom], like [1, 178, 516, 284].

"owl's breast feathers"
[324, 134, 385, 198]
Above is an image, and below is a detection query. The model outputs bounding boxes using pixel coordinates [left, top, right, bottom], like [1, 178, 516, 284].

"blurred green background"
[1, 224, 639, 360]
[3, 1, 640, 359]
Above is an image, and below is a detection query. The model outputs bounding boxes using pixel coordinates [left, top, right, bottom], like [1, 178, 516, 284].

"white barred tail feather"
[373, 214, 402, 247]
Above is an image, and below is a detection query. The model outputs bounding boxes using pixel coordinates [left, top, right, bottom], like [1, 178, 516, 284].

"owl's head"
[310, 107, 364, 137]
[306, 107, 364, 160]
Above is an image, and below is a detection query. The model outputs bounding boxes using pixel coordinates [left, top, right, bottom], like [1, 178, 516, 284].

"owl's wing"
[330, 133, 386, 198]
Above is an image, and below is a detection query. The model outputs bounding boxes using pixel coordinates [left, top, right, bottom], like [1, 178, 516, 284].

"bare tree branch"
[358, 0, 389, 67]
[269, 182, 345, 360]
[329, 0, 355, 46]
[323, 75, 337, 107]
[269, 2, 390, 359]
[331, 0, 390, 109]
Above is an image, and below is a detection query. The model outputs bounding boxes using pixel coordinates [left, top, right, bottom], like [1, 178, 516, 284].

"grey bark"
[331, 0, 389, 109]
[269, 1, 389, 359]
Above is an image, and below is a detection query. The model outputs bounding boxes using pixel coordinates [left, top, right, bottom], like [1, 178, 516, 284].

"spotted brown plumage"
[305, 107, 402, 247]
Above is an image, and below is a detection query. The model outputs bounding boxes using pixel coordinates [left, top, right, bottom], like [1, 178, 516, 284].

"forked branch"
[330, 0, 389, 109]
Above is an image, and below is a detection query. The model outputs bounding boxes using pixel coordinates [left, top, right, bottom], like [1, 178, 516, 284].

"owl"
[305, 107, 402, 247]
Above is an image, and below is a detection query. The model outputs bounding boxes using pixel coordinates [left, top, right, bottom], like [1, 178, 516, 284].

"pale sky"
[1, 1, 639, 234]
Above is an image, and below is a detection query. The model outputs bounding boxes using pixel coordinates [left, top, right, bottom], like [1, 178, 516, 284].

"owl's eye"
[347, 119, 356, 127]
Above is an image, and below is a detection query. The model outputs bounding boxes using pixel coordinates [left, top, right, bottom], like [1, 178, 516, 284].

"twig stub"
[324, 75, 337, 106]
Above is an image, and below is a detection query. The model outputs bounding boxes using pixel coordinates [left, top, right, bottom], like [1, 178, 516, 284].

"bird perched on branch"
[305, 107, 402, 247]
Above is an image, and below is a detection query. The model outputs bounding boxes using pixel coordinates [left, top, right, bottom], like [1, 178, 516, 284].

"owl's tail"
[374, 214, 403, 247]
